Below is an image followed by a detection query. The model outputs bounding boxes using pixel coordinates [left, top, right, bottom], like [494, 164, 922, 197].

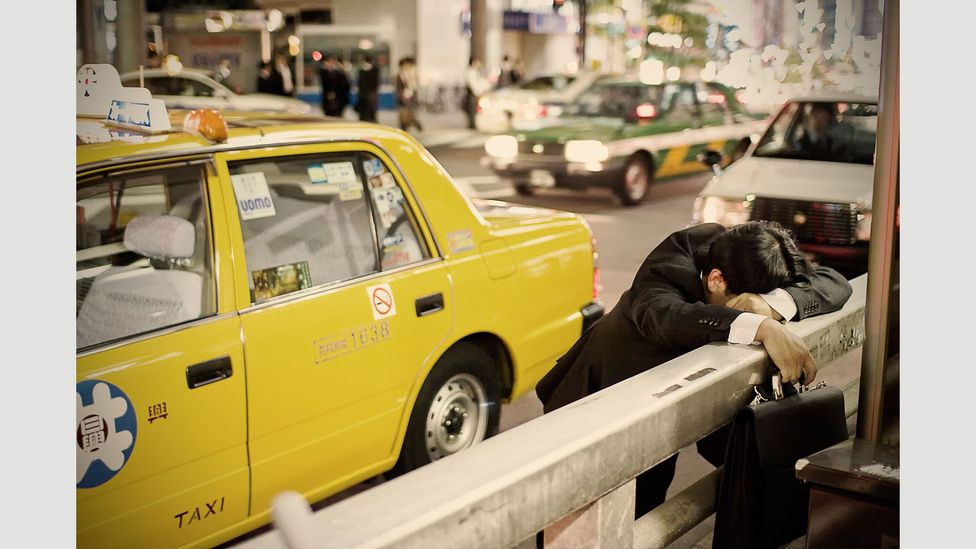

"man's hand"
[726, 293, 784, 321]
[755, 318, 817, 384]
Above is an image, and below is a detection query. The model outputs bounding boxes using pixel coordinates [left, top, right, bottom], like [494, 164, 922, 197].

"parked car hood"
[701, 156, 875, 207]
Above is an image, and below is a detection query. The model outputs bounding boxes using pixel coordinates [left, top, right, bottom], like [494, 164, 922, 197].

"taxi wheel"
[514, 182, 536, 196]
[389, 342, 501, 477]
[616, 154, 653, 206]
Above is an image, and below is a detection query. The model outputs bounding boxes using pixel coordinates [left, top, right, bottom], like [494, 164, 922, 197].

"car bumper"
[481, 155, 626, 188]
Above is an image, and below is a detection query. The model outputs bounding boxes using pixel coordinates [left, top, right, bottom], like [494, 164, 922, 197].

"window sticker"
[382, 234, 405, 248]
[366, 283, 397, 320]
[307, 165, 328, 183]
[252, 260, 312, 301]
[371, 187, 404, 228]
[231, 172, 277, 220]
[447, 228, 475, 254]
[368, 171, 397, 189]
[363, 158, 385, 178]
[338, 181, 364, 201]
[322, 161, 359, 185]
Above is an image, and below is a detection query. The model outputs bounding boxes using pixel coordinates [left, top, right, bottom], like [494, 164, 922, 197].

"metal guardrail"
[239, 275, 868, 549]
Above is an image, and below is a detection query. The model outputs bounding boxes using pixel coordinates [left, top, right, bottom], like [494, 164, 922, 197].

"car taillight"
[635, 103, 657, 119]
[477, 97, 490, 113]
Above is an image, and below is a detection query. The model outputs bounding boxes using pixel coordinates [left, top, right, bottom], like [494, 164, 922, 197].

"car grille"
[748, 197, 857, 245]
[518, 141, 564, 156]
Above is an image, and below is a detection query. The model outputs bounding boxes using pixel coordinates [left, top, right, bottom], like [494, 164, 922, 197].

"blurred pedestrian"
[319, 54, 350, 117]
[497, 55, 515, 88]
[335, 56, 351, 116]
[396, 57, 423, 132]
[257, 60, 277, 94]
[513, 59, 526, 84]
[273, 53, 295, 97]
[464, 57, 491, 129]
[355, 56, 380, 122]
[214, 57, 232, 83]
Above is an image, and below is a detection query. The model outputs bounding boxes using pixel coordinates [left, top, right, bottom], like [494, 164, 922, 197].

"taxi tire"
[514, 182, 537, 196]
[389, 342, 502, 478]
[616, 154, 653, 207]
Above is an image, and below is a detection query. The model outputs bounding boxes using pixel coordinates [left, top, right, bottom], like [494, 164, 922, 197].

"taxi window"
[76, 165, 216, 349]
[361, 153, 431, 270]
[229, 153, 379, 304]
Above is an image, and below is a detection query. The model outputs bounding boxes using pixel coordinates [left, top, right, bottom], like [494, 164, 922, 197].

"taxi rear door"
[76, 161, 248, 549]
[215, 142, 452, 515]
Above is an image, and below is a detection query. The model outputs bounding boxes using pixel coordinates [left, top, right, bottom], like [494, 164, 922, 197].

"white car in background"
[693, 93, 878, 277]
[120, 68, 313, 115]
[475, 72, 603, 133]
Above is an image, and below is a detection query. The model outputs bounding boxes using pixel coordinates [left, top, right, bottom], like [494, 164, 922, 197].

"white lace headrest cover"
[124, 214, 195, 259]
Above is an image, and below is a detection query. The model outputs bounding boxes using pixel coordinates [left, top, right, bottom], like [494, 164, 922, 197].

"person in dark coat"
[319, 54, 350, 117]
[536, 221, 853, 518]
[256, 60, 279, 95]
[355, 56, 380, 122]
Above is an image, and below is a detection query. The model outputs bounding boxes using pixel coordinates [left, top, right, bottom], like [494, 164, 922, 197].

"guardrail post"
[271, 491, 317, 549]
[544, 479, 635, 549]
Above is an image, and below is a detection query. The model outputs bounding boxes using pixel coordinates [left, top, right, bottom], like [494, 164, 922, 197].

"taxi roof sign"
[77, 63, 171, 133]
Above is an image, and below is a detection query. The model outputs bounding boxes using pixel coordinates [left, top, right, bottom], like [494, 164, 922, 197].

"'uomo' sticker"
[77, 380, 137, 488]
[231, 172, 277, 221]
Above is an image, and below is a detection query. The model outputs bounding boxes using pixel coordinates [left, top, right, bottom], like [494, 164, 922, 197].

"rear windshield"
[518, 76, 576, 91]
[753, 101, 878, 165]
[564, 83, 663, 118]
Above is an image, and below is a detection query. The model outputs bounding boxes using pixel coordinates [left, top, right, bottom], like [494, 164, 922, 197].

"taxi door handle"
[415, 293, 444, 317]
[186, 356, 233, 389]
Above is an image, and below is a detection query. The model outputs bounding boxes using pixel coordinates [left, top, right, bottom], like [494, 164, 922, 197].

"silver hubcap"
[424, 373, 488, 461]
[624, 161, 648, 201]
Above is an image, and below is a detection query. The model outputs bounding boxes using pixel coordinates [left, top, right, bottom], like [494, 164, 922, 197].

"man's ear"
[705, 268, 726, 294]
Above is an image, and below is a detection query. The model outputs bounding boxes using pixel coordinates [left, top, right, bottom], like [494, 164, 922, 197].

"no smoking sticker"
[367, 283, 397, 320]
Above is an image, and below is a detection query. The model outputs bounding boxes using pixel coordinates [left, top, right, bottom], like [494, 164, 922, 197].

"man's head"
[700, 221, 811, 305]
[806, 103, 836, 137]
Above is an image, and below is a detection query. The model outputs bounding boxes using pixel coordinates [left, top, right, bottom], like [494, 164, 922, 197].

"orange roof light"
[183, 109, 228, 143]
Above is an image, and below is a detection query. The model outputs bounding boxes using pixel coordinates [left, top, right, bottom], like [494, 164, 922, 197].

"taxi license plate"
[530, 169, 555, 187]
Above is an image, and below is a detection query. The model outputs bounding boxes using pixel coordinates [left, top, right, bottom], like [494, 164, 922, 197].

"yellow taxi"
[76, 64, 602, 548]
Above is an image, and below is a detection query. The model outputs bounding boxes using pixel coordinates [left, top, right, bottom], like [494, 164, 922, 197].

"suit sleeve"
[624, 224, 743, 348]
[784, 266, 853, 320]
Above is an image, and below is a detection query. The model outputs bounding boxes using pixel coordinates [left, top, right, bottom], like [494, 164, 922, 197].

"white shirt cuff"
[761, 288, 797, 322]
[729, 312, 767, 345]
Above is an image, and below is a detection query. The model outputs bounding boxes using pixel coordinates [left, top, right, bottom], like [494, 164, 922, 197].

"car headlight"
[564, 140, 609, 163]
[485, 135, 518, 158]
[695, 195, 751, 227]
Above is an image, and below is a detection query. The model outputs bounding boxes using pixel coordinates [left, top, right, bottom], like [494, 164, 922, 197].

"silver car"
[120, 68, 313, 115]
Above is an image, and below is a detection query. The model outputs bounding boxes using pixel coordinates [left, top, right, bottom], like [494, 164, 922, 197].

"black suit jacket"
[536, 223, 853, 413]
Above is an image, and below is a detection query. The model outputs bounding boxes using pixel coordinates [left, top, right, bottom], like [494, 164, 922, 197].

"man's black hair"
[702, 221, 811, 295]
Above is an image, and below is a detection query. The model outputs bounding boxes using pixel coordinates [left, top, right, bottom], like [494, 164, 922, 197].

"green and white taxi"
[482, 77, 767, 205]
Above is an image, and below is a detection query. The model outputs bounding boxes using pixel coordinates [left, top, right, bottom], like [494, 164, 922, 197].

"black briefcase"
[712, 376, 849, 549]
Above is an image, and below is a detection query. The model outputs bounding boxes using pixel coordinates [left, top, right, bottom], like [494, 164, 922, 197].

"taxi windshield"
[753, 100, 878, 165]
[564, 83, 662, 118]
